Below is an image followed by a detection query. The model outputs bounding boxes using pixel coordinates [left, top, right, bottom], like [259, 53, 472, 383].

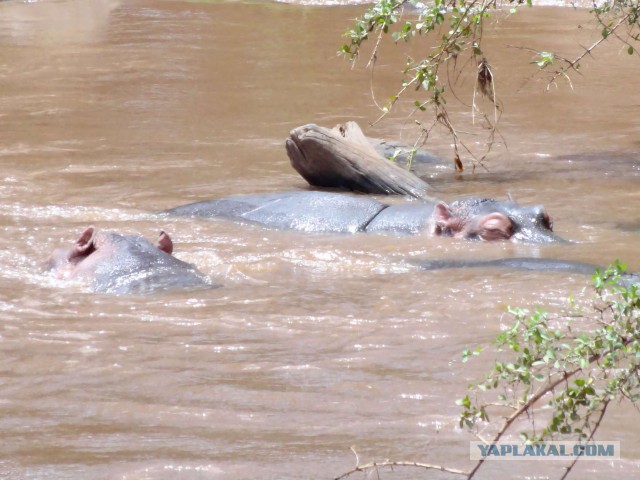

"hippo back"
[364, 203, 436, 235]
[414, 257, 640, 288]
[166, 191, 388, 234]
[90, 234, 209, 295]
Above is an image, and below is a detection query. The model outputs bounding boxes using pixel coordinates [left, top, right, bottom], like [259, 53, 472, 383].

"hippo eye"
[435, 224, 455, 236]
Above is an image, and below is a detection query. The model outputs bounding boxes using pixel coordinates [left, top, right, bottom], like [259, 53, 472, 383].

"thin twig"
[548, 12, 632, 87]
[334, 460, 469, 480]
[349, 446, 359, 467]
[366, 35, 384, 110]
[558, 400, 610, 480]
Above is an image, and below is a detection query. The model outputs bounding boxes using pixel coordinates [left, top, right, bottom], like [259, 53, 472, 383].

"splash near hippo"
[46, 227, 210, 295]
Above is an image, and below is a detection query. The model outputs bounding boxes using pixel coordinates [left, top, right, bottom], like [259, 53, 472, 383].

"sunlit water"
[0, 1, 638, 479]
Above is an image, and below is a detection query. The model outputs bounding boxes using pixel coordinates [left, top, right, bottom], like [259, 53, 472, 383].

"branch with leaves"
[340, 0, 640, 168]
[459, 261, 639, 479]
[335, 262, 640, 480]
[341, 0, 508, 171]
[537, 1, 640, 88]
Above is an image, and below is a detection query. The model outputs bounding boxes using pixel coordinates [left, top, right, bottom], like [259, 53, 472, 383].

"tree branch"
[548, 12, 633, 87]
[334, 460, 470, 480]
[558, 399, 610, 480]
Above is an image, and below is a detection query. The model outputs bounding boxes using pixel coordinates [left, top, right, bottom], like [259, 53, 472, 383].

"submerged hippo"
[165, 191, 562, 243]
[414, 257, 640, 288]
[46, 227, 210, 294]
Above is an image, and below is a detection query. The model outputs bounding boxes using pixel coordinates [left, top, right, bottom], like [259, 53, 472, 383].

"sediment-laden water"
[0, 1, 638, 479]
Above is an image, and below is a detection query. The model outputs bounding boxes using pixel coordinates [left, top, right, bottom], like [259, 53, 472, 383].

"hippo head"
[47, 227, 173, 278]
[46, 227, 207, 294]
[431, 198, 563, 243]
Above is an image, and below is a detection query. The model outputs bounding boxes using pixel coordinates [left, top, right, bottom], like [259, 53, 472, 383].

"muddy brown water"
[0, 1, 639, 479]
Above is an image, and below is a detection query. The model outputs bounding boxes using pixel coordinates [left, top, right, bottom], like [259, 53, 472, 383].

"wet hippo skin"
[165, 191, 563, 243]
[413, 257, 640, 288]
[46, 227, 211, 295]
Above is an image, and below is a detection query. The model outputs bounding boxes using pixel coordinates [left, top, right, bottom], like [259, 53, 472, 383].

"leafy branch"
[340, 0, 640, 168]
[539, 1, 640, 89]
[335, 262, 640, 479]
[340, 0, 513, 171]
[460, 261, 639, 478]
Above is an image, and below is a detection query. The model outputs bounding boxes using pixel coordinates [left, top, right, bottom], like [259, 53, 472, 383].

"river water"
[0, 1, 638, 479]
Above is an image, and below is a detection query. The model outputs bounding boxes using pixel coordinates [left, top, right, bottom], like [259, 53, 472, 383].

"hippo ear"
[76, 226, 95, 249]
[156, 231, 173, 255]
[532, 206, 553, 231]
[432, 202, 463, 236]
[69, 226, 97, 260]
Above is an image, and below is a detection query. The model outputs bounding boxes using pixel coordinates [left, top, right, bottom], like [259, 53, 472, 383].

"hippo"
[413, 257, 640, 288]
[164, 191, 563, 243]
[369, 136, 447, 173]
[444, 197, 558, 242]
[46, 227, 211, 294]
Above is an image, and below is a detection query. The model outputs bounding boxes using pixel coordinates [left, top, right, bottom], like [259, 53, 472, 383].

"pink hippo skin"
[47, 227, 210, 294]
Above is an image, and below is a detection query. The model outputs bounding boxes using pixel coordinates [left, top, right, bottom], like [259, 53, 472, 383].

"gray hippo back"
[414, 257, 640, 288]
[365, 203, 436, 235]
[165, 191, 388, 234]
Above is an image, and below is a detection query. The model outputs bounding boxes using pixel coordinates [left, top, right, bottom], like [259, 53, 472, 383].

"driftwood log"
[286, 122, 436, 201]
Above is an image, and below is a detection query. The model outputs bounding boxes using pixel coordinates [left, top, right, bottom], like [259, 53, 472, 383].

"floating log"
[286, 121, 436, 201]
